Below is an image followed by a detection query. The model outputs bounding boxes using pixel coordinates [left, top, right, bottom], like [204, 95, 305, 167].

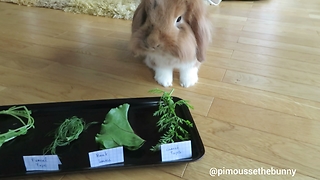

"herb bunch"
[44, 116, 97, 155]
[0, 106, 35, 147]
[150, 89, 193, 151]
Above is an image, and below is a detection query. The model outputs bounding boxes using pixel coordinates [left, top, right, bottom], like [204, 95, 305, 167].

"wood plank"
[56, 31, 129, 51]
[222, 70, 320, 102]
[85, 18, 132, 33]
[248, 3, 319, 24]
[15, 175, 64, 180]
[206, 47, 234, 58]
[231, 51, 320, 75]
[58, 27, 131, 41]
[36, 63, 215, 117]
[184, 146, 315, 180]
[210, 20, 244, 31]
[0, 35, 31, 52]
[249, 5, 310, 19]
[211, 26, 320, 48]
[208, 98, 320, 146]
[211, 39, 320, 64]
[217, 1, 254, 9]
[252, 0, 320, 11]
[16, 45, 226, 91]
[16, 16, 85, 32]
[191, 114, 320, 178]
[69, 44, 132, 60]
[0, 29, 87, 51]
[0, 50, 53, 73]
[0, 88, 119, 106]
[14, 44, 77, 62]
[0, 21, 66, 38]
[242, 24, 320, 41]
[61, 167, 182, 180]
[0, 66, 116, 104]
[210, 14, 248, 23]
[245, 18, 320, 34]
[205, 56, 320, 87]
[0, 85, 6, 92]
[210, 31, 239, 43]
[198, 65, 226, 82]
[238, 37, 320, 56]
[191, 80, 320, 120]
[156, 164, 188, 178]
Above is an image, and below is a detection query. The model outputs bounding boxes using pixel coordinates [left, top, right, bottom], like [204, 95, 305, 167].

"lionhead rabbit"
[129, 0, 212, 87]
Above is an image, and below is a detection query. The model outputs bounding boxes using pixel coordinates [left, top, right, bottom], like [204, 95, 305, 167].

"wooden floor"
[1, 0, 320, 179]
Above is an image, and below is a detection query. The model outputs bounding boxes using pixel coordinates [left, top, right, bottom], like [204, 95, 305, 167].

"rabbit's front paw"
[154, 68, 173, 87]
[180, 67, 199, 88]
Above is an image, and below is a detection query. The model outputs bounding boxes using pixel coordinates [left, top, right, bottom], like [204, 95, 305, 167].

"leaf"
[95, 103, 145, 151]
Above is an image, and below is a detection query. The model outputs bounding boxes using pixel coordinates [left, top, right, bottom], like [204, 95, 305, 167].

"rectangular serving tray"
[0, 97, 205, 179]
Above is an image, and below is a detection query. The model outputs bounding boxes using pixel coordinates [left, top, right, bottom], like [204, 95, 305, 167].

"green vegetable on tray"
[44, 116, 97, 155]
[0, 106, 35, 148]
[149, 89, 194, 151]
[95, 103, 145, 151]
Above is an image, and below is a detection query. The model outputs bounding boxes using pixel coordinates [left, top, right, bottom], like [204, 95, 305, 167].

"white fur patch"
[144, 52, 199, 87]
[180, 66, 199, 88]
[154, 67, 173, 87]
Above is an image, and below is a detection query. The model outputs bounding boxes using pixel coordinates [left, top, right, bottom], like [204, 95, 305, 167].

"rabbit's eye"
[176, 16, 182, 23]
[175, 16, 183, 28]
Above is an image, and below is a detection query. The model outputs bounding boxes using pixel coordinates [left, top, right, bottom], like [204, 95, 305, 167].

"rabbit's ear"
[187, 0, 212, 62]
[132, 0, 148, 33]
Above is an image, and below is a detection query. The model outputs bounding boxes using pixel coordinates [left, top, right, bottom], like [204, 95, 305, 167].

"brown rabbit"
[129, 0, 212, 87]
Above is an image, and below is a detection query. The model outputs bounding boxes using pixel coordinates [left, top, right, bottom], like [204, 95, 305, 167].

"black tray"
[0, 97, 204, 179]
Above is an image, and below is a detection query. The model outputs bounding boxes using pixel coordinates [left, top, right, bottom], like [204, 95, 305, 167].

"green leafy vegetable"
[0, 106, 35, 147]
[149, 89, 193, 151]
[95, 103, 145, 151]
[44, 116, 97, 155]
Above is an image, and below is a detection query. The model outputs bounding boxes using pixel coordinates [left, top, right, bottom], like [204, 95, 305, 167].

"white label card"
[23, 155, 61, 171]
[161, 140, 192, 162]
[88, 146, 124, 167]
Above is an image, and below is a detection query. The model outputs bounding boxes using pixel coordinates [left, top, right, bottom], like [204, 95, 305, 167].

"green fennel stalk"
[0, 106, 35, 147]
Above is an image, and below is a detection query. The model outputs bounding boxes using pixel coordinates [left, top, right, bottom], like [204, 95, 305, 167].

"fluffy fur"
[129, 0, 212, 87]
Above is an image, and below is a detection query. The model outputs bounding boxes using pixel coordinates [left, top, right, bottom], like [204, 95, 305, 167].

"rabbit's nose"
[145, 40, 160, 50]
[146, 29, 161, 50]
[151, 43, 160, 50]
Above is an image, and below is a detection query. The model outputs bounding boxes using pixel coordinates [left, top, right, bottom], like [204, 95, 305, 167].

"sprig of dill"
[149, 89, 193, 151]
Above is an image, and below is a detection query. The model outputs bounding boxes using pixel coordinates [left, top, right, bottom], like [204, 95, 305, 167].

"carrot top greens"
[149, 89, 193, 151]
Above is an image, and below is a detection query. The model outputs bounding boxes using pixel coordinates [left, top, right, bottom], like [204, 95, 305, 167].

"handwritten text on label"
[161, 140, 192, 162]
[23, 155, 61, 171]
[88, 146, 124, 167]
